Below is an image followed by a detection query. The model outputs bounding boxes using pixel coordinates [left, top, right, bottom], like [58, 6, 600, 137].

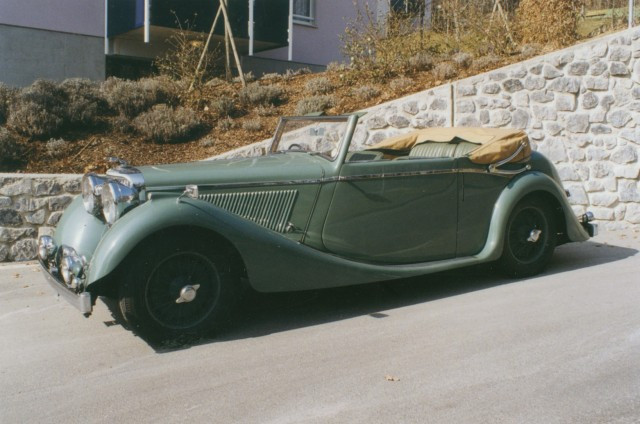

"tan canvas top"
[367, 127, 531, 164]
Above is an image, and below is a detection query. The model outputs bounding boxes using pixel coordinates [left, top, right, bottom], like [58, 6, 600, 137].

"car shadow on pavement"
[141, 239, 637, 352]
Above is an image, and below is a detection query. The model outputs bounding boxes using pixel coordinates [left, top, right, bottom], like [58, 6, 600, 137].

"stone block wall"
[450, 31, 640, 229]
[218, 28, 640, 229]
[0, 174, 81, 262]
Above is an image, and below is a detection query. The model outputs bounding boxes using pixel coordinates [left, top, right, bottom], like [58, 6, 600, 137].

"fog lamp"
[38, 236, 56, 261]
[60, 247, 86, 289]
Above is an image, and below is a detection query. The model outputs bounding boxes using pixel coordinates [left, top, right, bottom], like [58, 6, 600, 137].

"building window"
[293, 0, 315, 25]
[391, 0, 425, 16]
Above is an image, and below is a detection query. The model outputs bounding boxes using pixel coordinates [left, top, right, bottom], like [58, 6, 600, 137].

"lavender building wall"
[255, 0, 381, 66]
[0, 0, 106, 86]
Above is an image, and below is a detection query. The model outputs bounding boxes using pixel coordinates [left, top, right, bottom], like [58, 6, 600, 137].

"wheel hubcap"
[145, 252, 220, 330]
[509, 207, 547, 264]
[527, 229, 542, 243]
[176, 284, 200, 304]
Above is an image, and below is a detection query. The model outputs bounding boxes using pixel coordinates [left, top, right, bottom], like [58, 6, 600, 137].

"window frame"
[292, 0, 316, 25]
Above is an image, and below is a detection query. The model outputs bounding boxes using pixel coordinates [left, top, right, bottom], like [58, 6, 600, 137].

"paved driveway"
[1, 230, 640, 423]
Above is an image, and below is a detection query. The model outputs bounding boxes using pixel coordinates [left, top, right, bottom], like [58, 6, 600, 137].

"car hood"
[137, 153, 327, 189]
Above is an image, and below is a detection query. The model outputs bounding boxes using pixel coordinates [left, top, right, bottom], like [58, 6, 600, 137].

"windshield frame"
[269, 115, 357, 163]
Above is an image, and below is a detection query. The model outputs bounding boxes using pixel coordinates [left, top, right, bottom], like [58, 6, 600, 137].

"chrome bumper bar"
[579, 212, 598, 238]
[583, 222, 598, 237]
[39, 259, 93, 316]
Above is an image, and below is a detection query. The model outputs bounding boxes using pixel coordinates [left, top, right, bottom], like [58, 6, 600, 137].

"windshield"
[269, 116, 351, 161]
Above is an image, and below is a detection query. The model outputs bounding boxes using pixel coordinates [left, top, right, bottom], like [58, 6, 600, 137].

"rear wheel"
[499, 197, 557, 278]
[118, 234, 239, 340]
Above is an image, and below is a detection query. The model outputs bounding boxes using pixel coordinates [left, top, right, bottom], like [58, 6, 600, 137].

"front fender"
[477, 171, 589, 263]
[86, 196, 258, 285]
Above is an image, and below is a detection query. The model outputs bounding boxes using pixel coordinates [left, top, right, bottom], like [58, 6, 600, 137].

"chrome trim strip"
[149, 167, 514, 192]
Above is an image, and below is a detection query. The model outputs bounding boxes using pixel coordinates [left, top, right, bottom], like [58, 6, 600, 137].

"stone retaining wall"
[219, 28, 640, 229]
[0, 174, 81, 262]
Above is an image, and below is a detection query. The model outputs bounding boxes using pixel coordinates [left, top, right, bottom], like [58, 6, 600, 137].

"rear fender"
[477, 171, 589, 263]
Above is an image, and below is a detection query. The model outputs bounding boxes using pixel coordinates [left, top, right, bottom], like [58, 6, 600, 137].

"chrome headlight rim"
[101, 180, 139, 225]
[82, 174, 107, 215]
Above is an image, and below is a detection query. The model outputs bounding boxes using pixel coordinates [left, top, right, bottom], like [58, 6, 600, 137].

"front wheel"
[498, 197, 557, 278]
[118, 235, 239, 340]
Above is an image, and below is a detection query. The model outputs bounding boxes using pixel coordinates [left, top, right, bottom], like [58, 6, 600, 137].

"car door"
[455, 157, 511, 257]
[321, 157, 458, 264]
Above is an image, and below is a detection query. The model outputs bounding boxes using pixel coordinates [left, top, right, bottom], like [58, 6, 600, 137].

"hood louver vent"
[199, 190, 298, 233]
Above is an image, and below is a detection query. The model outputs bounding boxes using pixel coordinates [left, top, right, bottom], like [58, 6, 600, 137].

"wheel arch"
[477, 172, 589, 262]
[85, 198, 248, 296]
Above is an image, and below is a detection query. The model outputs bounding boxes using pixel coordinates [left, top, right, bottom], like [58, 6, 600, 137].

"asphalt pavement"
[1, 230, 640, 423]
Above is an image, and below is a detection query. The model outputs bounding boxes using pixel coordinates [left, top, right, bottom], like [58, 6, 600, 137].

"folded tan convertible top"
[367, 127, 531, 164]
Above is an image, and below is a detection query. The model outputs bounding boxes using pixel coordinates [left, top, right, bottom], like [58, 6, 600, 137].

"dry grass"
[516, 0, 582, 47]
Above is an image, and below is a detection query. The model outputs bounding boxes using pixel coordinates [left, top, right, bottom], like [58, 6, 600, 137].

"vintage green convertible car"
[39, 114, 596, 339]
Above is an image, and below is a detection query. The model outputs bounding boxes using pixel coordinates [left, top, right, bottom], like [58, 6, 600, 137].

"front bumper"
[39, 259, 93, 315]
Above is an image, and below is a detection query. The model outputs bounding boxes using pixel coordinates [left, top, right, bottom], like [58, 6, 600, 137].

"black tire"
[499, 197, 557, 278]
[118, 234, 240, 340]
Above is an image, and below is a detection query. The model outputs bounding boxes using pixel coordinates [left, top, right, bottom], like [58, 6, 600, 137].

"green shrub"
[408, 52, 434, 72]
[521, 43, 542, 58]
[60, 78, 105, 126]
[133, 105, 203, 143]
[239, 83, 285, 106]
[102, 77, 179, 118]
[352, 85, 380, 101]
[342, 6, 424, 80]
[326, 62, 348, 73]
[433, 62, 457, 80]
[233, 71, 255, 84]
[0, 83, 16, 125]
[305, 77, 333, 95]
[260, 72, 282, 82]
[242, 118, 262, 132]
[209, 96, 235, 117]
[473, 55, 501, 70]
[389, 76, 413, 92]
[256, 104, 278, 117]
[111, 114, 135, 134]
[217, 117, 236, 131]
[453, 52, 473, 69]
[0, 127, 24, 166]
[201, 137, 216, 147]
[45, 137, 69, 158]
[295, 95, 335, 115]
[154, 19, 221, 85]
[8, 80, 67, 139]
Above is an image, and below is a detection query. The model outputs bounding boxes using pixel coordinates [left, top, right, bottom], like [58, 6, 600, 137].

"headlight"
[101, 180, 139, 225]
[82, 174, 106, 215]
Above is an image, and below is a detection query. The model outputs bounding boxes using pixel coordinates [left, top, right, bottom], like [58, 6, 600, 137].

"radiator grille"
[199, 190, 298, 233]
